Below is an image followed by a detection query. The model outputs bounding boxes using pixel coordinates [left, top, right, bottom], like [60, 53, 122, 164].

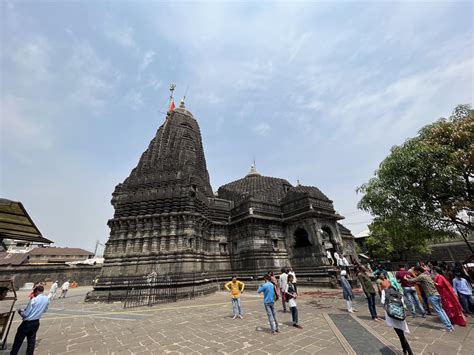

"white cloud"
[139, 50, 155, 72]
[327, 58, 473, 139]
[126, 90, 144, 109]
[13, 36, 50, 80]
[1, 95, 54, 161]
[66, 42, 116, 112]
[147, 76, 162, 90]
[105, 23, 135, 48]
[253, 122, 271, 136]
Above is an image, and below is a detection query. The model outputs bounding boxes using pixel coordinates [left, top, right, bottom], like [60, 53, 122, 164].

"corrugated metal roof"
[29, 247, 93, 256]
[0, 199, 52, 244]
[0, 252, 29, 265]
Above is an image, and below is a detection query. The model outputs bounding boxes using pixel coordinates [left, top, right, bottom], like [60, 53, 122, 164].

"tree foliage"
[358, 104, 473, 259]
[364, 217, 450, 261]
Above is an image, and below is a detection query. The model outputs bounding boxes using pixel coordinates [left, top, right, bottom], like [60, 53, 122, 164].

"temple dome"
[218, 174, 292, 204]
[285, 185, 331, 202]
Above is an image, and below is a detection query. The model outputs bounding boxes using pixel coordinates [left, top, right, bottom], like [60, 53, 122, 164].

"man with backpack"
[258, 274, 279, 334]
[381, 286, 413, 355]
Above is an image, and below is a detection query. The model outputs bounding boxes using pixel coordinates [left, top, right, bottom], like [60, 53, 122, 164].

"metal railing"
[122, 272, 219, 308]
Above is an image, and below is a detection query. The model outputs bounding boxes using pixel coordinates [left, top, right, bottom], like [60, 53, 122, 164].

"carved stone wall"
[87, 104, 355, 300]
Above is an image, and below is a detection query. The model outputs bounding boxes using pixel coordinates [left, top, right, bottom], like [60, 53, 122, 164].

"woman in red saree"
[433, 267, 466, 327]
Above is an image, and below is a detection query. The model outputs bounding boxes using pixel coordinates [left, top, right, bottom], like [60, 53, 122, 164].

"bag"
[273, 284, 280, 301]
[384, 288, 406, 321]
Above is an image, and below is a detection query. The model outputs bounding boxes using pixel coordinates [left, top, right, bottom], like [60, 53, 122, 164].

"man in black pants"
[10, 285, 49, 355]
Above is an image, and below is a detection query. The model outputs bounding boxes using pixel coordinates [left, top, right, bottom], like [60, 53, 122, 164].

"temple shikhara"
[88, 90, 356, 300]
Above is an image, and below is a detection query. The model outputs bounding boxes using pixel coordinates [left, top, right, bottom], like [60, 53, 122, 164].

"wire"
[343, 220, 373, 225]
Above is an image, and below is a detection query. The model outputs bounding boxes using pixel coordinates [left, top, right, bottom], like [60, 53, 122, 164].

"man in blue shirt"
[453, 272, 473, 314]
[257, 274, 279, 334]
[11, 285, 49, 355]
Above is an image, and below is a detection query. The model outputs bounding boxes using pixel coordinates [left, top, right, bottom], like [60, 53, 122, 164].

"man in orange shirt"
[224, 276, 245, 319]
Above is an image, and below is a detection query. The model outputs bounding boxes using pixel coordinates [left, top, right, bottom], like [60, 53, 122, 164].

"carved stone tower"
[88, 97, 357, 301]
[88, 102, 232, 299]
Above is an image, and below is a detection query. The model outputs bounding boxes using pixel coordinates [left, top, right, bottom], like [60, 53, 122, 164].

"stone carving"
[87, 103, 356, 300]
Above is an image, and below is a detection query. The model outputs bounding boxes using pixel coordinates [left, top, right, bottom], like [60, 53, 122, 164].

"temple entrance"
[294, 228, 312, 248]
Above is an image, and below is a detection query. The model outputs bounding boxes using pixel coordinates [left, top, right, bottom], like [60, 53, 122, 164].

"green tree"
[358, 104, 473, 256]
[364, 217, 449, 261]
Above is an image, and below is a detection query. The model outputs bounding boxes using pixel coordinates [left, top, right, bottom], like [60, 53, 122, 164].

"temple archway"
[294, 228, 312, 248]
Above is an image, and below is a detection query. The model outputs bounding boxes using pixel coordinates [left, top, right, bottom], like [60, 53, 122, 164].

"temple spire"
[168, 83, 176, 113]
[247, 158, 260, 177]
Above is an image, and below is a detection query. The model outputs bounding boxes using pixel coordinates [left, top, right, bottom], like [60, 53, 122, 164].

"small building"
[27, 247, 94, 264]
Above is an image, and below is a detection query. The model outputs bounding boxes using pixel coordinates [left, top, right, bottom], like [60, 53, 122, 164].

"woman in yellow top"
[225, 276, 245, 319]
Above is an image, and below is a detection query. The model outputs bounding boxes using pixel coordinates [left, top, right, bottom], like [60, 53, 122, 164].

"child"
[285, 274, 302, 329]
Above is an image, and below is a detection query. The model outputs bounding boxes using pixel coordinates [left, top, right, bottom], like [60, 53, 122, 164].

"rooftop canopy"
[0, 198, 52, 244]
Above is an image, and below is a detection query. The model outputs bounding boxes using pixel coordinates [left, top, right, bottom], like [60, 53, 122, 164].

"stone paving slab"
[1, 286, 472, 354]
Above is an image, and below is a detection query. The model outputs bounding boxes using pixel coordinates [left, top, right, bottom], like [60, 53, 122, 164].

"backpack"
[384, 288, 406, 321]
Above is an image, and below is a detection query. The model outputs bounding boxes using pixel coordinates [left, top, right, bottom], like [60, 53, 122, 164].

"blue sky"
[1, 1, 473, 253]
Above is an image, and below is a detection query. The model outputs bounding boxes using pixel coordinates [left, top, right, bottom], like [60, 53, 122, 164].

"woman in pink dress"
[432, 267, 466, 327]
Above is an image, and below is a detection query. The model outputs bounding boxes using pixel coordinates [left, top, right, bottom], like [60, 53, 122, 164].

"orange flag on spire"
[169, 99, 176, 113]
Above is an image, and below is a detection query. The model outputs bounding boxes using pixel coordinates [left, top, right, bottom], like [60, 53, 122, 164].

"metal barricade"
[123, 273, 181, 308]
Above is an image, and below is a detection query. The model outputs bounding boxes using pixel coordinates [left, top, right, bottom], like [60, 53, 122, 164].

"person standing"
[381, 287, 413, 355]
[288, 267, 297, 293]
[340, 270, 356, 313]
[334, 252, 343, 269]
[267, 271, 281, 301]
[224, 276, 245, 319]
[279, 268, 288, 313]
[10, 285, 49, 355]
[453, 271, 474, 315]
[28, 282, 41, 300]
[406, 266, 454, 332]
[377, 273, 391, 293]
[342, 255, 350, 271]
[357, 267, 380, 321]
[285, 274, 302, 328]
[48, 281, 58, 300]
[257, 274, 279, 334]
[327, 250, 334, 265]
[396, 266, 426, 318]
[59, 280, 70, 299]
[432, 268, 466, 326]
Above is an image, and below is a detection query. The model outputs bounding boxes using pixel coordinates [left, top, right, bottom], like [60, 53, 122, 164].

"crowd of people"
[343, 261, 473, 355]
[2, 261, 472, 354]
[224, 267, 302, 334]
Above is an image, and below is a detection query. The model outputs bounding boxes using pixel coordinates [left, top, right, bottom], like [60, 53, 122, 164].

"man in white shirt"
[334, 252, 342, 267]
[288, 267, 298, 293]
[48, 280, 58, 300]
[342, 255, 350, 266]
[341, 255, 351, 272]
[326, 250, 334, 265]
[279, 268, 288, 312]
[59, 280, 70, 299]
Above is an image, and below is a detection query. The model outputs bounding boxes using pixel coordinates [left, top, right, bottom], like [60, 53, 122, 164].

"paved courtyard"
[2, 286, 472, 354]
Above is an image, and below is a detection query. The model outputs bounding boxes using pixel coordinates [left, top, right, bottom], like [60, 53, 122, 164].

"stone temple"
[88, 100, 356, 300]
